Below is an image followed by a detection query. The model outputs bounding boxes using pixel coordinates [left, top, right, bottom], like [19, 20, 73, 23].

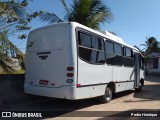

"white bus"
[24, 22, 144, 103]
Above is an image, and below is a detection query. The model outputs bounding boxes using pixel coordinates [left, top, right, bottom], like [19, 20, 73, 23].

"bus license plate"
[39, 80, 48, 85]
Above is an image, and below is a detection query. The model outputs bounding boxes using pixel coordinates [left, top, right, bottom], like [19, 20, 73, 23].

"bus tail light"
[67, 67, 73, 71]
[76, 84, 81, 87]
[67, 73, 73, 77]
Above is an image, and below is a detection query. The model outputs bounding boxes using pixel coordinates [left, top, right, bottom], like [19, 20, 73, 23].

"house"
[0, 58, 22, 72]
[146, 52, 160, 75]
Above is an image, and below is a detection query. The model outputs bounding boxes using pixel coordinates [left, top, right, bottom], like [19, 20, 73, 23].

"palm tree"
[40, 0, 113, 30]
[140, 37, 159, 55]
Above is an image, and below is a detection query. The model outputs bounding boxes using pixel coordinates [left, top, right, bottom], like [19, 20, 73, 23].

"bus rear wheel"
[135, 82, 142, 92]
[99, 87, 112, 103]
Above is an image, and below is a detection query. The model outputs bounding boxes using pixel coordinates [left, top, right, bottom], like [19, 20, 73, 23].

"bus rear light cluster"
[67, 67, 74, 71]
[66, 67, 74, 83]
[66, 66, 74, 77]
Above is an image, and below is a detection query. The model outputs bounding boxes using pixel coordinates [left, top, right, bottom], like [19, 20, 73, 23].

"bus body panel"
[126, 81, 135, 90]
[24, 83, 75, 99]
[74, 85, 107, 99]
[24, 23, 77, 99]
[113, 67, 135, 92]
[77, 59, 112, 86]
[25, 50, 66, 88]
[115, 82, 128, 92]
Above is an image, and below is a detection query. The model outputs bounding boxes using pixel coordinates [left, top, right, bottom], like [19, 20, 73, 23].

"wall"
[0, 74, 40, 108]
[146, 57, 160, 75]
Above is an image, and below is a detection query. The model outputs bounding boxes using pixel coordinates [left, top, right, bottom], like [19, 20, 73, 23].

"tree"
[0, 31, 14, 72]
[0, 0, 43, 39]
[40, 0, 113, 30]
[0, 0, 43, 72]
[133, 45, 145, 55]
[140, 37, 159, 55]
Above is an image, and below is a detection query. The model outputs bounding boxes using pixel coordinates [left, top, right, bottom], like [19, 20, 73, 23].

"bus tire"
[135, 82, 142, 92]
[99, 87, 112, 103]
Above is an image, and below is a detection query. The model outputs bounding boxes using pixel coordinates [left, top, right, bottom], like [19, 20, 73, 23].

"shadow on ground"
[1, 90, 140, 118]
[145, 75, 160, 83]
[1, 75, 159, 119]
[124, 75, 160, 103]
[133, 84, 159, 101]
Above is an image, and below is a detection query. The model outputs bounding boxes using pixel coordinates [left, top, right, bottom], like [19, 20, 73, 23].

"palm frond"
[40, 12, 63, 24]
[65, 0, 113, 30]
[88, 0, 112, 28]
[10, 3, 27, 19]
[140, 44, 147, 46]
[0, 1, 27, 20]
[60, 0, 70, 15]
[141, 37, 159, 55]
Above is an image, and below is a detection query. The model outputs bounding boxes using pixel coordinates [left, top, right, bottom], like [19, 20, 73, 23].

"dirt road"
[1, 75, 160, 119]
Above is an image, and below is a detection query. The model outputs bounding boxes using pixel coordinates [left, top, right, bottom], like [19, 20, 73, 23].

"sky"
[10, 0, 160, 53]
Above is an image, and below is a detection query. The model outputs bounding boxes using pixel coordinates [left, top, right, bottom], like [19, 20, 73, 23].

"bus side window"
[79, 47, 92, 62]
[92, 36, 104, 51]
[78, 32, 92, 48]
[90, 51, 105, 64]
[123, 47, 134, 67]
[105, 41, 114, 54]
[105, 41, 114, 65]
[78, 31, 105, 65]
[105, 41, 123, 66]
[113, 43, 123, 66]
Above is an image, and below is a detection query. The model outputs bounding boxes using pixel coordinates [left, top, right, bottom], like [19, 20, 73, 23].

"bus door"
[134, 53, 140, 88]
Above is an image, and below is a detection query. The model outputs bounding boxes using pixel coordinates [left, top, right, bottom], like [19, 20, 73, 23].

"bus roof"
[29, 22, 139, 52]
[70, 22, 139, 52]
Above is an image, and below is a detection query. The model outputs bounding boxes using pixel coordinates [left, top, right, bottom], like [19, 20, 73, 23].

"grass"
[0, 69, 25, 74]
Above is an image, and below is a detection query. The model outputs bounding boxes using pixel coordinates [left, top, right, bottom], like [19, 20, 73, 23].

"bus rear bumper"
[24, 83, 75, 100]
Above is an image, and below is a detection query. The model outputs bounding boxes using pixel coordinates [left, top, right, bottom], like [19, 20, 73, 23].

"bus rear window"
[28, 26, 66, 52]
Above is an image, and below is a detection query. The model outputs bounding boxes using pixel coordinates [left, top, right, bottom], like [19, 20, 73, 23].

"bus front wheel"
[99, 87, 112, 103]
